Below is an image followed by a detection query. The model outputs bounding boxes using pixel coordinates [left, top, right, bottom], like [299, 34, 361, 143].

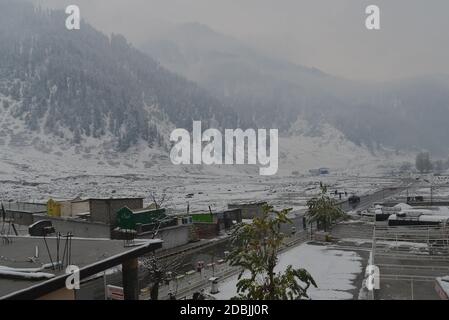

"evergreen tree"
[416, 152, 433, 173]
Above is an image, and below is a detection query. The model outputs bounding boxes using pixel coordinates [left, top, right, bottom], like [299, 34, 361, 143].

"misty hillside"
[141, 23, 449, 156]
[0, 1, 238, 152]
[141, 22, 333, 131]
[0, 0, 413, 183]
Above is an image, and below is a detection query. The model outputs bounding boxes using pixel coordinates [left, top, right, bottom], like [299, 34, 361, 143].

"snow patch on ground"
[213, 243, 363, 300]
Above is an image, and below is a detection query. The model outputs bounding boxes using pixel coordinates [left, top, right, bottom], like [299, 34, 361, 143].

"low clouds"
[34, 0, 449, 81]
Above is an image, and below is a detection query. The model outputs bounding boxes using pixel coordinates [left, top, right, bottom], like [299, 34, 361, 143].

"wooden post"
[122, 257, 139, 300]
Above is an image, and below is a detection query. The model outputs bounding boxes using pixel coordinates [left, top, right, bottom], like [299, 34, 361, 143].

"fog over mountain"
[141, 22, 449, 156]
[34, 0, 449, 82]
[1, 0, 449, 160]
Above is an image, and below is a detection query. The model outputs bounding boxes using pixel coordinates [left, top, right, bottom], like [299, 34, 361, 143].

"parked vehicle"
[348, 195, 361, 204]
[407, 196, 424, 203]
[388, 213, 449, 227]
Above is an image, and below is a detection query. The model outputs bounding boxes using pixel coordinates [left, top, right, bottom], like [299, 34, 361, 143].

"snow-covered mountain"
[141, 22, 449, 157]
[0, 0, 411, 188]
[0, 1, 238, 153]
[278, 118, 411, 175]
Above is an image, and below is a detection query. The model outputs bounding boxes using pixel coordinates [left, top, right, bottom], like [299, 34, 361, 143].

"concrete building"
[228, 202, 267, 219]
[2, 201, 46, 226]
[69, 198, 144, 225]
[136, 224, 192, 250]
[24, 198, 145, 239]
[191, 209, 242, 239]
[45, 197, 144, 223]
[47, 198, 82, 218]
[113, 207, 193, 250]
[223, 208, 243, 227]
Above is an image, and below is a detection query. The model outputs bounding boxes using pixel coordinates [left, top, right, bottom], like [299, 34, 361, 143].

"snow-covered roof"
[394, 203, 413, 210]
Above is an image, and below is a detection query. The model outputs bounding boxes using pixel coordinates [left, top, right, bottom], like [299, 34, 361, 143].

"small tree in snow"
[226, 205, 316, 300]
[306, 182, 346, 232]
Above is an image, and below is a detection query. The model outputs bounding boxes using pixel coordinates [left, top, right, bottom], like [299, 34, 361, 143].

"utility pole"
[122, 258, 139, 300]
[430, 184, 433, 206]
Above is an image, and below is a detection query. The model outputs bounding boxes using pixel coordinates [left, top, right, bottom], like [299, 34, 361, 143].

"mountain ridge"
[141, 21, 449, 157]
[0, 0, 239, 153]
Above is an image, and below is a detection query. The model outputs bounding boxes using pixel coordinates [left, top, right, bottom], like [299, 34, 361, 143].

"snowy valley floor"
[0, 169, 402, 214]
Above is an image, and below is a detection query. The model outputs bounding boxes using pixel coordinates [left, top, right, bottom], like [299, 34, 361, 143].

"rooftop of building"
[0, 236, 162, 299]
[122, 207, 165, 214]
[71, 197, 144, 203]
[2, 201, 47, 213]
[228, 201, 268, 207]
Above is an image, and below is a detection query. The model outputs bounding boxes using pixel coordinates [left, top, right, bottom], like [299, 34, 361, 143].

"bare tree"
[149, 187, 172, 209]
[141, 253, 185, 300]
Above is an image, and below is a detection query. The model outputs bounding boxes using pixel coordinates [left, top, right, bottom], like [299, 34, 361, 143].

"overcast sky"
[34, 0, 449, 81]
